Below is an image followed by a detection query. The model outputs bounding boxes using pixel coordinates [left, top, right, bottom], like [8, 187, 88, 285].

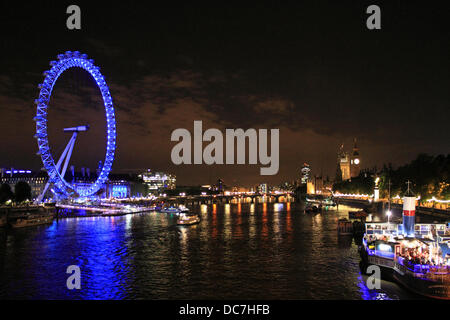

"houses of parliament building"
[337, 139, 361, 181]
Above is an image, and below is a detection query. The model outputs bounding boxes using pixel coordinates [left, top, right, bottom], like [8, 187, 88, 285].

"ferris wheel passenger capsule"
[33, 116, 45, 122]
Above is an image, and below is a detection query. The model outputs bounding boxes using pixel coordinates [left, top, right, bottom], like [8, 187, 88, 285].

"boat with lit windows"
[177, 214, 201, 226]
[160, 206, 180, 214]
[9, 213, 54, 228]
[359, 190, 450, 299]
[6, 205, 55, 228]
[306, 195, 336, 207]
[178, 205, 190, 214]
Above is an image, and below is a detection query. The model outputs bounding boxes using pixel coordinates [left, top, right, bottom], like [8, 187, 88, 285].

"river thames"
[0, 202, 419, 299]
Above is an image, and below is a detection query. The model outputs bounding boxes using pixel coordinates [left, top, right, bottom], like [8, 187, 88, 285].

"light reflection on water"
[0, 203, 419, 300]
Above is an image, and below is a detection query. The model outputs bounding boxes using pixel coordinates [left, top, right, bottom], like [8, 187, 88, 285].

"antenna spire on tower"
[405, 180, 414, 196]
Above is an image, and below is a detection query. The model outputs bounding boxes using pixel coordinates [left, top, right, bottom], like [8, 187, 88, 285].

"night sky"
[0, 2, 449, 186]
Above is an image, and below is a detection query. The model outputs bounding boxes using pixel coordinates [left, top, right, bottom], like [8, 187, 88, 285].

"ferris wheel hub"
[63, 125, 90, 132]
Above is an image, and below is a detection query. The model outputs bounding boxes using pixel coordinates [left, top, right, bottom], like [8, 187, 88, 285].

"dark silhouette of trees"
[333, 171, 374, 195]
[379, 153, 450, 201]
[0, 183, 14, 204]
[14, 181, 32, 203]
[333, 154, 450, 200]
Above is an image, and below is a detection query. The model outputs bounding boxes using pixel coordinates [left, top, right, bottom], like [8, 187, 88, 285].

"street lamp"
[374, 177, 380, 202]
[386, 210, 392, 224]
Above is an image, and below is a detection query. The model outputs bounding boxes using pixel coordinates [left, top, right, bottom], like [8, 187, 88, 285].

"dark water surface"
[0, 203, 419, 299]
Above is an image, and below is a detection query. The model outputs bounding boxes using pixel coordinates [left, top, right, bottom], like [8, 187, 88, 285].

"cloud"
[255, 98, 295, 115]
[86, 38, 123, 57]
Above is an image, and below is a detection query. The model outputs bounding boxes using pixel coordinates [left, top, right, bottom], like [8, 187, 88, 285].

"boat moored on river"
[360, 188, 450, 299]
[160, 206, 180, 214]
[10, 213, 54, 228]
[178, 205, 190, 214]
[6, 205, 55, 228]
[306, 195, 336, 208]
[177, 214, 201, 226]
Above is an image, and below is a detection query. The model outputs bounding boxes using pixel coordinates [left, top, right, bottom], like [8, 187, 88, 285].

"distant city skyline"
[1, 3, 449, 186]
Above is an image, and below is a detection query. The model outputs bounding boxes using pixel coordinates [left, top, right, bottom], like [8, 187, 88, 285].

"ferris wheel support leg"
[54, 133, 76, 170]
[61, 132, 78, 179]
[35, 132, 78, 203]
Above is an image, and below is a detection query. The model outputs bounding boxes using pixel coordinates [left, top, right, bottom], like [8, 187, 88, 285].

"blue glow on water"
[357, 274, 396, 300]
[1, 217, 133, 299]
[0, 204, 416, 299]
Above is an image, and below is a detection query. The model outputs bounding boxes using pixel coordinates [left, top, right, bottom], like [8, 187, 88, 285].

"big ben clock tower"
[350, 138, 360, 178]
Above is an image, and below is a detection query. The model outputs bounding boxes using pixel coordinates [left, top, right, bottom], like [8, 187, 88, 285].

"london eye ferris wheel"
[34, 51, 116, 201]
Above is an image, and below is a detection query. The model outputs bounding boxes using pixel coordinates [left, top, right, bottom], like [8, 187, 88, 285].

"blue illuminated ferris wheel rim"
[34, 51, 116, 198]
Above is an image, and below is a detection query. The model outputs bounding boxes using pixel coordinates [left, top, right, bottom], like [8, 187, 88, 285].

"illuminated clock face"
[354, 158, 360, 165]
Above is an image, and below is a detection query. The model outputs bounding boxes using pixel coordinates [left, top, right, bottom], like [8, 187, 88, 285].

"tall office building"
[139, 170, 176, 194]
[300, 163, 311, 184]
